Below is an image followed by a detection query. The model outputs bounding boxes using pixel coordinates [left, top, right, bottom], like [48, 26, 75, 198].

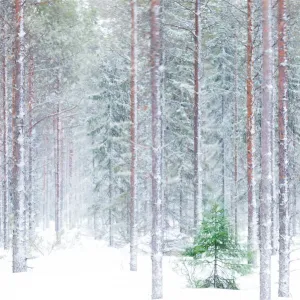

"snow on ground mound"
[0, 232, 299, 299]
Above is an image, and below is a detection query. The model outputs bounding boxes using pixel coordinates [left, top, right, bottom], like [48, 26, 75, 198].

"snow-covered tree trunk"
[222, 96, 226, 212]
[270, 0, 278, 256]
[68, 141, 73, 229]
[160, 0, 166, 251]
[12, 0, 27, 272]
[179, 169, 184, 233]
[193, 0, 203, 230]
[130, 0, 138, 272]
[260, 0, 273, 298]
[247, 0, 258, 265]
[55, 100, 62, 244]
[1, 4, 9, 250]
[288, 127, 296, 237]
[60, 127, 64, 234]
[234, 13, 238, 243]
[27, 54, 34, 244]
[43, 151, 48, 231]
[150, 0, 163, 298]
[44, 134, 50, 230]
[277, 0, 290, 296]
[108, 109, 113, 247]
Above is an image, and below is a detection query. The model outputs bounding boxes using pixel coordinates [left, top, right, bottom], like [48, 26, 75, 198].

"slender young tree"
[277, 0, 290, 296]
[247, 0, 258, 265]
[130, 0, 138, 272]
[260, 0, 273, 299]
[12, 0, 27, 272]
[150, 0, 163, 298]
[193, 0, 203, 230]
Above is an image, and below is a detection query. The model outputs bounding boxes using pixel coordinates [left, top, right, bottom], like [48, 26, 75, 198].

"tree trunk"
[27, 54, 34, 244]
[270, 0, 278, 257]
[55, 100, 61, 244]
[43, 152, 48, 231]
[247, 0, 258, 265]
[12, 0, 27, 273]
[1, 7, 9, 250]
[150, 0, 163, 298]
[234, 19, 238, 244]
[160, 0, 166, 253]
[68, 141, 73, 229]
[222, 95, 225, 212]
[130, 0, 138, 272]
[60, 127, 64, 234]
[278, 0, 290, 296]
[179, 170, 184, 233]
[260, 0, 273, 298]
[289, 126, 296, 237]
[108, 143, 113, 247]
[193, 0, 203, 230]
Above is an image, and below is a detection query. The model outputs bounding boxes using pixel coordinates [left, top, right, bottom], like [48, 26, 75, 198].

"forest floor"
[0, 228, 299, 300]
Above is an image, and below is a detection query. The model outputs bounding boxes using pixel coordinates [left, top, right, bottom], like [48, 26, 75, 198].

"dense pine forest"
[0, 0, 299, 300]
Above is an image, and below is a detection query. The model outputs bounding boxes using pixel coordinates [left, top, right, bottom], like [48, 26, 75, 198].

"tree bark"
[278, 0, 290, 296]
[108, 104, 113, 247]
[55, 100, 61, 244]
[12, 0, 27, 273]
[130, 0, 138, 272]
[247, 0, 258, 265]
[27, 54, 34, 244]
[222, 95, 225, 212]
[260, 0, 273, 298]
[234, 17, 238, 244]
[1, 5, 9, 250]
[150, 0, 163, 298]
[60, 127, 64, 234]
[270, 0, 278, 257]
[179, 169, 184, 233]
[68, 141, 73, 229]
[193, 0, 203, 230]
[43, 151, 48, 231]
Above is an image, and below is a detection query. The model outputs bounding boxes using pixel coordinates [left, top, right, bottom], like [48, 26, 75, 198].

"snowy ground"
[0, 230, 299, 300]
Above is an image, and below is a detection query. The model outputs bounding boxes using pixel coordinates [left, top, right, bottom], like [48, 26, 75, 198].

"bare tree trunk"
[55, 100, 61, 244]
[160, 0, 166, 252]
[1, 7, 9, 250]
[193, 0, 203, 230]
[130, 0, 138, 272]
[150, 0, 163, 298]
[108, 143, 113, 247]
[60, 127, 64, 234]
[10, 59, 17, 244]
[68, 141, 73, 229]
[44, 134, 50, 230]
[260, 0, 273, 298]
[247, 0, 258, 265]
[179, 169, 184, 233]
[222, 95, 225, 212]
[278, 0, 290, 296]
[12, 0, 27, 273]
[27, 54, 34, 244]
[289, 126, 296, 237]
[270, 0, 278, 257]
[43, 152, 47, 231]
[234, 18, 238, 244]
